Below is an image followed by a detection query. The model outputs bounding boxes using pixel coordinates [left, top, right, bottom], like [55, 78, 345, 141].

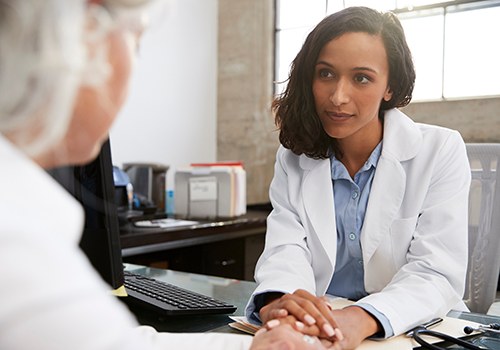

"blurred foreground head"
[0, 0, 153, 167]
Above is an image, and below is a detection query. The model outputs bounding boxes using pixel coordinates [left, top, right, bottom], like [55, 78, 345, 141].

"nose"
[329, 78, 350, 106]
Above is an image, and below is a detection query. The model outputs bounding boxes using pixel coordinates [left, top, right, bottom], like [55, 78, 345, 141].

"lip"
[325, 111, 353, 121]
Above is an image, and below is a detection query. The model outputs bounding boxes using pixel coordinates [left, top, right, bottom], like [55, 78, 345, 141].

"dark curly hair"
[274, 6, 416, 159]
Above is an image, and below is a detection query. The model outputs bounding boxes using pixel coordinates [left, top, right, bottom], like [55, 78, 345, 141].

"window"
[275, 0, 500, 100]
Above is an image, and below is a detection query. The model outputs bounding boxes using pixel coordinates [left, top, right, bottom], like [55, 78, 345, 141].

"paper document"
[228, 316, 260, 335]
[134, 218, 199, 228]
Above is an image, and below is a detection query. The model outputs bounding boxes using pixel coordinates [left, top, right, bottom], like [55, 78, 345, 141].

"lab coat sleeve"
[245, 147, 317, 321]
[128, 326, 253, 350]
[0, 223, 254, 350]
[0, 144, 254, 350]
[358, 130, 471, 336]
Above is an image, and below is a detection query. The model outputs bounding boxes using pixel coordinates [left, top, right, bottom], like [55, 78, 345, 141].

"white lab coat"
[0, 135, 252, 350]
[246, 109, 471, 337]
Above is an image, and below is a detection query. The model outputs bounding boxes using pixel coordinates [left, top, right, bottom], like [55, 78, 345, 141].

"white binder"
[174, 164, 246, 218]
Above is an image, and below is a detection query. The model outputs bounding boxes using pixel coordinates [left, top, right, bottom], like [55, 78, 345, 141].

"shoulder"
[275, 144, 328, 173]
[383, 109, 466, 161]
[414, 122, 467, 164]
[0, 136, 83, 242]
[388, 108, 463, 143]
[417, 122, 464, 144]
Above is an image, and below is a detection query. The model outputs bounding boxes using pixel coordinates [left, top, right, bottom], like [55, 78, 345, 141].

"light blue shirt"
[326, 142, 394, 338]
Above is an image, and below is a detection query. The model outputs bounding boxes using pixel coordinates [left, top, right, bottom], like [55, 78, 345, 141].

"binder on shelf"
[174, 162, 246, 218]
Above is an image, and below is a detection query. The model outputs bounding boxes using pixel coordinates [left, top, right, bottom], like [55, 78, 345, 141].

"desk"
[125, 264, 500, 348]
[124, 263, 256, 333]
[120, 210, 268, 280]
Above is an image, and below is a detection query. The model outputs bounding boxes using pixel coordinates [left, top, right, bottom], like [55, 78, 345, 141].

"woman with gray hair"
[0, 1, 328, 349]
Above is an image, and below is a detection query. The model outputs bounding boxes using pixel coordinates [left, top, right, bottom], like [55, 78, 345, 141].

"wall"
[110, 0, 218, 189]
[110, 0, 500, 207]
[402, 97, 500, 143]
[217, 0, 277, 204]
[112, 0, 278, 204]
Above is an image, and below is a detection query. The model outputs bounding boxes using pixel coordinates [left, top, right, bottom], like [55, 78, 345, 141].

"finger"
[319, 296, 334, 311]
[254, 327, 267, 336]
[333, 328, 344, 341]
[319, 338, 334, 347]
[268, 291, 320, 322]
[287, 292, 337, 338]
[255, 324, 325, 350]
[268, 292, 339, 340]
[291, 320, 322, 338]
[260, 299, 289, 323]
[299, 323, 322, 337]
[265, 319, 281, 330]
[293, 290, 342, 340]
[279, 294, 318, 326]
[295, 290, 337, 325]
[294, 321, 305, 332]
[268, 308, 288, 319]
[264, 315, 299, 331]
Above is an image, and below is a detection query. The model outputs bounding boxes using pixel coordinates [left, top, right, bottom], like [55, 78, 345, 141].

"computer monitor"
[47, 138, 124, 290]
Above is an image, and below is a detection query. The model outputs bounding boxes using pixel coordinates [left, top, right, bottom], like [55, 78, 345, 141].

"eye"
[354, 74, 370, 84]
[317, 68, 334, 79]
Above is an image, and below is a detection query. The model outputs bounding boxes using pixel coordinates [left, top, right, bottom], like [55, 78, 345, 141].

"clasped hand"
[258, 289, 380, 350]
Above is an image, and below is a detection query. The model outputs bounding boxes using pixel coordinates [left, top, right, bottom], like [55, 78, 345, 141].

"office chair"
[463, 143, 500, 314]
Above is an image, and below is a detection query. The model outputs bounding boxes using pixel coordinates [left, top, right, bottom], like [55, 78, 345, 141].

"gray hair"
[0, 0, 151, 157]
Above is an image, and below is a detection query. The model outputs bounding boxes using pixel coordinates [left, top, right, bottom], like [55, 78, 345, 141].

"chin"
[76, 144, 103, 165]
[61, 142, 103, 167]
[37, 139, 105, 169]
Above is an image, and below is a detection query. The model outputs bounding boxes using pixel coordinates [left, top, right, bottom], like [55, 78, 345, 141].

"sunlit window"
[444, 3, 500, 98]
[399, 9, 445, 100]
[275, 0, 500, 100]
[277, 0, 326, 30]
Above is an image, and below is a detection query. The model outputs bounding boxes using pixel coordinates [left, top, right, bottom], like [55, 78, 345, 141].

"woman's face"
[312, 32, 392, 146]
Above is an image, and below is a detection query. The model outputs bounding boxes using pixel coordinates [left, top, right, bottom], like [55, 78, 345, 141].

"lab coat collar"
[381, 108, 422, 162]
[299, 108, 422, 267]
[298, 109, 422, 170]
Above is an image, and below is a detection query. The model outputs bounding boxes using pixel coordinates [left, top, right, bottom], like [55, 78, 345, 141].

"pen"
[405, 317, 443, 337]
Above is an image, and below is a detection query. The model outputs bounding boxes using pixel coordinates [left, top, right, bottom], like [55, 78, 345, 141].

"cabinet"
[120, 210, 267, 281]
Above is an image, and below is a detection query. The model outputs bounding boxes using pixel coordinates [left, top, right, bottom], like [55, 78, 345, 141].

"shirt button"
[358, 260, 363, 265]
[352, 191, 359, 199]
[349, 232, 356, 240]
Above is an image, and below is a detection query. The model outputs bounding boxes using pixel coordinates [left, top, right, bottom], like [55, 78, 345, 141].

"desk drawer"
[202, 239, 244, 279]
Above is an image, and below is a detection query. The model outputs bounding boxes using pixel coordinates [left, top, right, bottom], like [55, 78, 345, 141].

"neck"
[337, 119, 383, 178]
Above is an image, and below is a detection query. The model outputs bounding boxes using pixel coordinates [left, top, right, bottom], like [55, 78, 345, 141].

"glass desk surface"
[124, 264, 500, 347]
[123, 263, 256, 333]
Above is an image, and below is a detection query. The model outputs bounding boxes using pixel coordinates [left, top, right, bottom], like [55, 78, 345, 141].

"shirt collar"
[330, 141, 383, 181]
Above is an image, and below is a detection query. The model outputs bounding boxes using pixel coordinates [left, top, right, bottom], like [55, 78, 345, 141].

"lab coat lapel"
[361, 155, 405, 263]
[361, 109, 422, 263]
[300, 156, 337, 267]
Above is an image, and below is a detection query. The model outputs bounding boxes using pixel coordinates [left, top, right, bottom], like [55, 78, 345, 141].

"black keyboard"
[123, 271, 237, 316]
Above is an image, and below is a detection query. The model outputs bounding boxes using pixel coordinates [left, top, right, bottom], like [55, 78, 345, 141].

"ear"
[383, 87, 393, 102]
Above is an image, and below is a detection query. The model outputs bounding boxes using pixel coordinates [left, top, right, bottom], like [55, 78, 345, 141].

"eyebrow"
[315, 61, 378, 74]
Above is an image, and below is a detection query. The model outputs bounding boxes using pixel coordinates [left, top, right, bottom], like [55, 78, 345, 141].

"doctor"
[246, 6, 471, 350]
